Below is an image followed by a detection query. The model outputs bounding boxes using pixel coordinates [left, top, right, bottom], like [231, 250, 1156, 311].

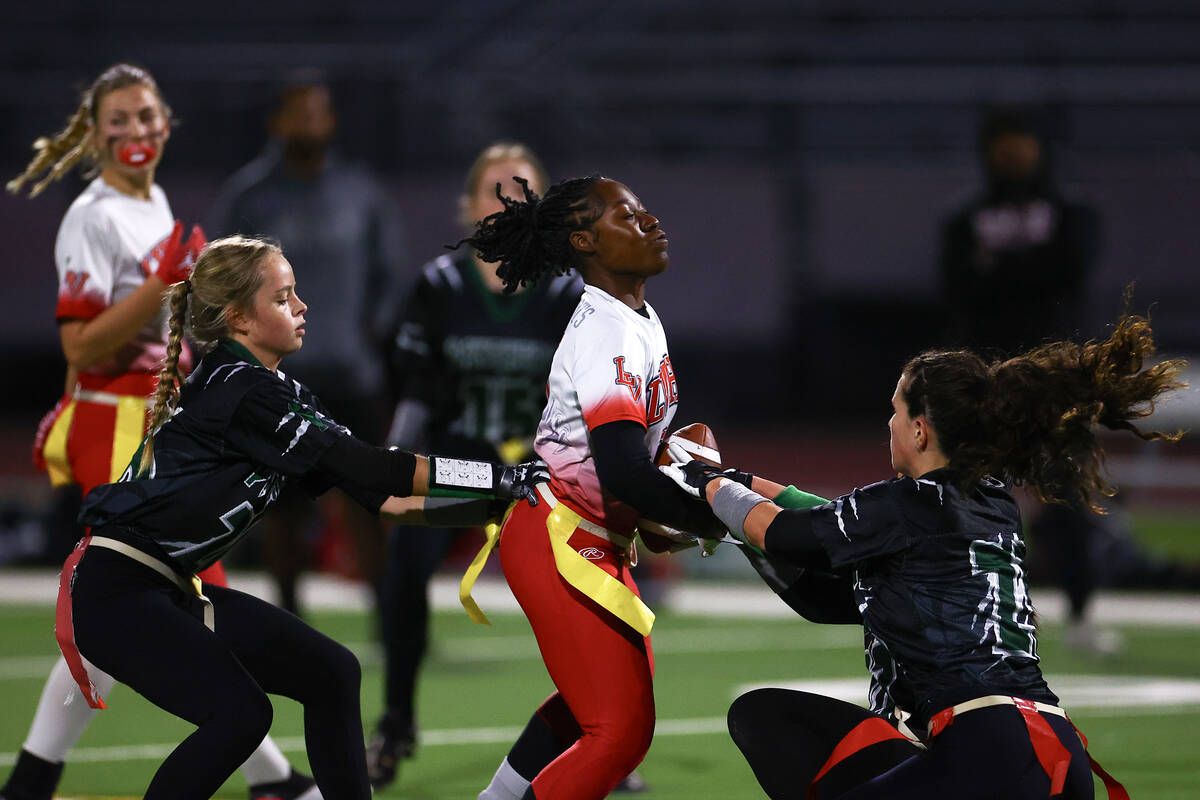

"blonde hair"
[138, 235, 279, 476]
[7, 63, 170, 199]
[458, 141, 549, 229]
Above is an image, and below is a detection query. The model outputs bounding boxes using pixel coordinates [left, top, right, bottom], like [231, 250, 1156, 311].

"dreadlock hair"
[901, 312, 1187, 511]
[138, 236, 278, 477]
[457, 141, 549, 230]
[456, 174, 606, 294]
[7, 63, 171, 199]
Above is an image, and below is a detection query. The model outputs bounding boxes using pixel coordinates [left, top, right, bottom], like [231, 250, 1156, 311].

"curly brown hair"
[902, 313, 1187, 510]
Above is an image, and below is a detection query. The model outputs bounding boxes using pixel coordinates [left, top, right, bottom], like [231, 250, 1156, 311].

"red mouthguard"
[118, 142, 157, 167]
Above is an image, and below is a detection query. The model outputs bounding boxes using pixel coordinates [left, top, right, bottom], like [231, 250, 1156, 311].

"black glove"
[717, 466, 754, 489]
[660, 459, 753, 498]
[496, 459, 550, 506]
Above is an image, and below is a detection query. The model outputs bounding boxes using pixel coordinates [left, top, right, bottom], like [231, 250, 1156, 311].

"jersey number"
[219, 500, 263, 539]
[970, 536, 1038, 659]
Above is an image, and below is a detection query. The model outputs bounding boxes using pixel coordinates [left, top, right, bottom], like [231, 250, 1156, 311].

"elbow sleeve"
[317, 435, 417, 498]
[592, 421, 719, 532]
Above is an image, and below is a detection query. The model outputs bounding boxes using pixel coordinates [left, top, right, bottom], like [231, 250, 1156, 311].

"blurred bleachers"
[2, 1, 1198, 563]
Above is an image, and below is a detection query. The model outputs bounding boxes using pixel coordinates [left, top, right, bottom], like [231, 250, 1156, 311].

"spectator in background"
[365, 142, 584, 789]
[940, 105, 1100, 356]
[209, 72, 406, 614]
[939, 106, 1119, 654]
[3, 62, 319, 800]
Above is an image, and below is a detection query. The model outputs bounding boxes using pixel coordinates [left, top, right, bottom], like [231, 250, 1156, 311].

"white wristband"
[431, 457, 494, 490]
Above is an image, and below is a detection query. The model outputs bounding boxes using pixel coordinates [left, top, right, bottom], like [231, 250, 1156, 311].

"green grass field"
[3, 594, 1200, 799]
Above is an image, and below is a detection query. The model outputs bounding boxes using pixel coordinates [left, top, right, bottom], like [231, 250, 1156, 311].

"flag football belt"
[456, 483, 653, 636]
[928, 695, 1129, 799]
[808, 696, 1129, 800]
[534, 483, 633, 549]
[73, 387, 154, 407]
[55, 534, 213, 711]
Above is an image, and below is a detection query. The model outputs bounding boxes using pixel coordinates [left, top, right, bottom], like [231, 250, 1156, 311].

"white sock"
[239, 734, 293, 786]
[24, 657, 115, 762]
[478, 757, 531, 800]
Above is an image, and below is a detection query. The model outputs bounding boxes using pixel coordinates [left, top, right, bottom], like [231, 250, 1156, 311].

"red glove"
[32, 393, 72, 472]
[141, 220, 207, 285]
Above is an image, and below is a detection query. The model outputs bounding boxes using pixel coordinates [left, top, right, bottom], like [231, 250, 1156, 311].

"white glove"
[659, 462, 700, 498]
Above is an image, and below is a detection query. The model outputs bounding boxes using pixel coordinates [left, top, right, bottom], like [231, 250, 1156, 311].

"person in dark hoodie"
[940, 105, 1100, 357]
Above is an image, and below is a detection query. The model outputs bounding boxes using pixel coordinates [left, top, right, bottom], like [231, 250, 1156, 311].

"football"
[655, 422, 720, 468]
[639, 423, 721, 553]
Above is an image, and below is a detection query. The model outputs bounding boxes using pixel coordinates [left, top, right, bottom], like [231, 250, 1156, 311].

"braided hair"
[901, 312, 1186, 510]
[7, 63, 170, 199]
[138, 236, 277, 477]
[458, 174, 606, 293]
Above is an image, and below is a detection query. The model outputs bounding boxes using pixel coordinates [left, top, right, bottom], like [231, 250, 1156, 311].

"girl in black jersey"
[664, 313, 1183, 799]
[367, 143, 583, 790]
[57, 235, 545, 800]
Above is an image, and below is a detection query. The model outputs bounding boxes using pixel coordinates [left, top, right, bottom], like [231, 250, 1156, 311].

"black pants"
[376, 523, 456, 732]
[728, 689, 1095, 800]
[71, 545, 370, 800]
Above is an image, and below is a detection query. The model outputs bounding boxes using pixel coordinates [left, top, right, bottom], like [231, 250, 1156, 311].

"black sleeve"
[591, 420, 720, 534]
[739, 544, 860, 624]
[384, 272, 441, 405]
[315, 436, 417, 500]
[227, 378, 352, 478]
[763, 509, 829, 566]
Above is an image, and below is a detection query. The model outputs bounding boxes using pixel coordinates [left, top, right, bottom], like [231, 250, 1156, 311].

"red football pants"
[499, 498, 655, 800]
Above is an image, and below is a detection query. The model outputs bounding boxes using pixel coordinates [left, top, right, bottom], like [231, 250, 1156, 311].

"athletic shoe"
[0, 749, 64, 800]
[248, 769, 322, 800]
[365, 720, 416, 790]
[1063, 620, 1124, 657]
[613, 769, 649, 793]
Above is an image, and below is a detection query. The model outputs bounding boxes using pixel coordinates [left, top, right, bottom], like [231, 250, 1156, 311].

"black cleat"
[365, 721, 416, 790]
[0, 750, 63, 800]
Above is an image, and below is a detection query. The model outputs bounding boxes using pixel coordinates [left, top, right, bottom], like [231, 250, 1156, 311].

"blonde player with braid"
[1, 64, 321, 800]
[51, 235, 543, 800]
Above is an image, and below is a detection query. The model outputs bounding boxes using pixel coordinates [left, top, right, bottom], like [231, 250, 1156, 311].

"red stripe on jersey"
[582, 394, 646, 431]
[55, 291, 108, 321]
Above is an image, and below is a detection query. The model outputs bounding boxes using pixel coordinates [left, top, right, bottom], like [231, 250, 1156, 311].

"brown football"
[655, 422, 720, 467]
[639, 423, 721, 553]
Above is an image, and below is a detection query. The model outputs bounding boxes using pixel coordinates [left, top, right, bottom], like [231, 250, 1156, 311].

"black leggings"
[728, 689, 1095, 800]
[71, 545, 370, 800]
[377, 523, 456, 730]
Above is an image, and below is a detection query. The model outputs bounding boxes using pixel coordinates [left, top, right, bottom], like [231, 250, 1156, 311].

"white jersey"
[535, 284, 679, 533]
[54, 176, 175, 378]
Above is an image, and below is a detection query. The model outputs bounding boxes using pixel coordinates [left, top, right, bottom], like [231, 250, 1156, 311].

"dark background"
[3, 0, 1199, 433]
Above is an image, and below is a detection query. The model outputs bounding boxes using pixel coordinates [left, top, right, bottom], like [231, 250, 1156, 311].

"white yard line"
[733, 675, 1200, 710]
[0, 627, 862, 681]
[4, 677, 1198, 768]
[2, 570, 1198, 626]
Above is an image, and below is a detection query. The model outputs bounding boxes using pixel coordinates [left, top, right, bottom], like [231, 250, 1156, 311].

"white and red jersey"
[54, 177, 177, 380]
[534, 284, 679, 534]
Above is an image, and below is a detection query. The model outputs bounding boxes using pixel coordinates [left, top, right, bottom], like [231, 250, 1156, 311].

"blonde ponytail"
[138, 280, 191, 477]
[7, 105, 93, 198]
[136, 235, 280, 478]
[7, 63, 170, 199]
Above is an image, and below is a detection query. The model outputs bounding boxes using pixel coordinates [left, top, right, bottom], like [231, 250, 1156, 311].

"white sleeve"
[54, 209, 116, 321]
[571, 311, 650, 431]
